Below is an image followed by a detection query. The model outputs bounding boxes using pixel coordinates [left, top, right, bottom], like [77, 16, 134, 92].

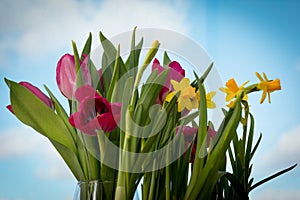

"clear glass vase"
[73, 180, 116, 200]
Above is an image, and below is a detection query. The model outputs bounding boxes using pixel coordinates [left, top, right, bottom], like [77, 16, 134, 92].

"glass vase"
[73, 180, 116, 200]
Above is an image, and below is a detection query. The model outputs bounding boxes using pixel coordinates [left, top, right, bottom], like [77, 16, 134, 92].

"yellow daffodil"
[256, 72, 281, 104]
[206, 91, 216, 109]
[165, 78, 198, 112]
[220, 78, 249, 103]
[196, 91, 216, 109]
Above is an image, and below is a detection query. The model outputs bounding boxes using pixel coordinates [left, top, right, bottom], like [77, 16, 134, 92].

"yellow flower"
[256, 72, 281, 104]
[196, 91, 216, 109]
[165, 78, 198, 112]
[206, 91, 216, 109]
[220, 78, 249, 103]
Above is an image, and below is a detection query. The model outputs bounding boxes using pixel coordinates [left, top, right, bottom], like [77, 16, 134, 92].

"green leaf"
[191, 62, 214, 88]
[125, 27, 140, 68]
[184, 73, 208, 199]
[125, 27, 144, 81]
[99, 31, 117, 63]
[228, 146, 236, 172]
[178, 111, 198, 126]
[249, 164, 297, 191]
[6, 79, 77, 153]
[245, 113, 255, 177]
[107, 44, 121, 100]
[138, 69, 169, 111]
[101, 53, 111, 96]
[99, 32, 117, 96]
[44, 85, 77, 141]
[127, 37, 143, 71]
[118, 77, 134, 131]
[88, 59, 101, 92]
[250, 133, 262, 160]
[164, 91, 180, 114]
[72, 41, 84, 86]
[163, 51, 171, 67]
[81, 32, 92, 59]
[186, 97, 242, 200]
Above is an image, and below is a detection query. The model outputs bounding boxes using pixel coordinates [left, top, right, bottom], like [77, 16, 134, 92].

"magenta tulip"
[152, 58, 185, 104]
[7, 81, 54, 114]
[177, 125, 217, 163]
[56, 54, 92, 99]
[69, 85, 121, 135]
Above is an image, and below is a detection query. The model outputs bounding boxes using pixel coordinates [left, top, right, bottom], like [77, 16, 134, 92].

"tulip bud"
[56, 54, 91, 99]
[7, 82, 54, 114]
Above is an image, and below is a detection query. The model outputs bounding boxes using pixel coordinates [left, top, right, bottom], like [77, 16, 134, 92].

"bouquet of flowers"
[5, 28, 296, 200]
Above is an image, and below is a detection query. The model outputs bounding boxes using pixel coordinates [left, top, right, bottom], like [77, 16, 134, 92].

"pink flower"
[69, 85, 121, 135]
[176, 126, 197, 147]
[176, 126, 197, 163]
[56, 54, 92, 99]
[7, 82, 54, 113]
[152, 58, 185, 104]
[177, 125, 217, 163]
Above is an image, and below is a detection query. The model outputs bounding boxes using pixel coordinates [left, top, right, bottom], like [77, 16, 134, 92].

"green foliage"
[5, 28, 296, 200]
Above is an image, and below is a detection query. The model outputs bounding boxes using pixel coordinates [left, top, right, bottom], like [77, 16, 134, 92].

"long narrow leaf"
[250, 133, 262, 160]
[81, 32, 92, 59]
[249, 164, 297, 191]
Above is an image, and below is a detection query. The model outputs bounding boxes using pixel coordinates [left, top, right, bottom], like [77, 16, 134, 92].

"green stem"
[149, 160, 157, 200]
[166, 155, 170, 200]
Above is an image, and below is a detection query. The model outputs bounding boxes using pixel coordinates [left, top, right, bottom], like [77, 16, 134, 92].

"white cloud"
[0, 126, 42, 158]
[0, 126, 73, 180]
[0, 0, 189, 63]
[262, 124, 300, 168]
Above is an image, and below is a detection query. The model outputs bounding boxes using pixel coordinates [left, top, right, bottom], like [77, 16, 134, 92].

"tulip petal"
[6, 105, 14, 114]
[75, 85, 100, 102]
[56, 54, 77, 99]
[69, 86, 121, 134]
[19, 82, 54, 109]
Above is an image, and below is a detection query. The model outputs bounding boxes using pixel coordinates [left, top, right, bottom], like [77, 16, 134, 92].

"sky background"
[1, 0, 300, 199]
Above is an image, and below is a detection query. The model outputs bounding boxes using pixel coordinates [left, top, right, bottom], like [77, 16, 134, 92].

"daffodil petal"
[260, 91, 267, 104]
[267, 92, 271, 103]
[240, 80, 250, 88]
[226, 78, 239, 92]
[171, 80, 181, 91]
[256, 72, 264, 82]
[263, 72, 268, 81]
[206, 91, 216, 99]
[165, 92, 175, 102]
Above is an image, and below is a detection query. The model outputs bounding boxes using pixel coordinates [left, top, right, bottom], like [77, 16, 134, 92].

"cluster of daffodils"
[220, 72, 281, 108]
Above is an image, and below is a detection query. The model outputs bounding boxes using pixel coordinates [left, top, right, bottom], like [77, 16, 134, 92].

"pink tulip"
[69, 85, 121, 135]
[56, 54, 91, 99]
[177, 125, 217, 163]
[7, 82, 54, 114]
[152, 58, 185, 104]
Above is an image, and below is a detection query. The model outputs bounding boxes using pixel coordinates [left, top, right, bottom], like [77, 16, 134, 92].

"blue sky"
[1, 0, 300, 199]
